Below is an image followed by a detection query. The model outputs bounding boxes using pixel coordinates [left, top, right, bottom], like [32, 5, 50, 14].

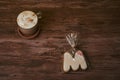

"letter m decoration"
[63, 50, 87, 72]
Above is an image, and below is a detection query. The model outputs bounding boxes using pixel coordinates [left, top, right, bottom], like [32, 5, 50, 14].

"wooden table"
[0, 0, 120, 80]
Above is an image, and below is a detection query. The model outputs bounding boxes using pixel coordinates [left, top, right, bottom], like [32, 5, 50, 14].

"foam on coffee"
[17, 11, 38, 29]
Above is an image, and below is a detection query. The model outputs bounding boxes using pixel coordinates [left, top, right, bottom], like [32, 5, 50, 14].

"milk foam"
[17, 11, 38, 29]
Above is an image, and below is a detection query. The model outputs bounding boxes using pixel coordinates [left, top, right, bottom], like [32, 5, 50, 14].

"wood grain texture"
[0, 0, 120, 80]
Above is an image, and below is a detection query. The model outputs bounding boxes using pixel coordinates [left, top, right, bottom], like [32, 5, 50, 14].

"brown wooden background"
[0, 0, 120, 80]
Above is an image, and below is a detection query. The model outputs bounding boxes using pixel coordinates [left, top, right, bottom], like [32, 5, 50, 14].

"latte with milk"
[17, 11, 38, 29]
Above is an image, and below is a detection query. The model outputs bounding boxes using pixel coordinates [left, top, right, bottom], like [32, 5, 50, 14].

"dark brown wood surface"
[0, 0, 120, 80]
